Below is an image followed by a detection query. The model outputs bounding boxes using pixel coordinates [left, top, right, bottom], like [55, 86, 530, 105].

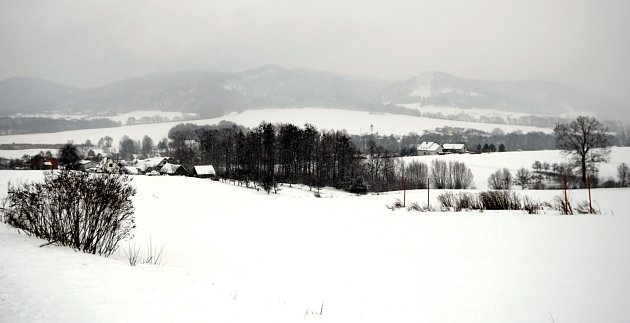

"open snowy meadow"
[0, 108, 552, 150]
[1, 146, 630, 323]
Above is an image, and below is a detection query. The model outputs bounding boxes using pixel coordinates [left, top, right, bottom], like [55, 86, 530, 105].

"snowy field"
[1, 165, 630, 322]
[15, 110, 198, 125]
[404, 147, 630, 189]
[397, 104, 594, 123]
[0, 108, 552, 148]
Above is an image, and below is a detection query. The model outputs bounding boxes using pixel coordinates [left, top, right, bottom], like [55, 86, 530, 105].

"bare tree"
[449, 161, 474, 189]
[618, 163, 630, 187]
[431, 159, 448, 189]
[554, 116, 610, 183]
[488, 168, 512, 190]
[515, 167, 531, 189]
[141, 135, 154, 157]
[403, 160, 428, 189]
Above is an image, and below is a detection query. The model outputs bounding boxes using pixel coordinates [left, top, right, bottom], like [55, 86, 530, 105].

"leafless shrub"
[437, 192, 456, 209]
[2, 171, 136, 256]
[386, 198, 405, 210]
[430, 160, 448, 189]
[488, 168, 513, 190]
[449, 161, 474, 189]
[522, 196, 542, 214]
[553, 195, 573, 215]
[575, 201, 601, 214]
[479, 190, 521, 210]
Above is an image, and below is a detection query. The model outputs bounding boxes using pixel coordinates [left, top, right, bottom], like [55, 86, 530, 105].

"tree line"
[165, 121, 477, 193]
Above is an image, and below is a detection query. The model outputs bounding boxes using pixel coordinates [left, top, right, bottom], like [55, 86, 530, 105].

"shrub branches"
[2, 171, 136, 256]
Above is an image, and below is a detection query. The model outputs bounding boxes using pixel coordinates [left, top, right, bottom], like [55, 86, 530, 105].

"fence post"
[564, 176, 569, 215]
[587, 175, 593, 214]
[427, 177, 430, 209]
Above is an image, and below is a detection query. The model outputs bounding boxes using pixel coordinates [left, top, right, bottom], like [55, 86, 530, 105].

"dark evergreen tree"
[58, 143, 80, 170]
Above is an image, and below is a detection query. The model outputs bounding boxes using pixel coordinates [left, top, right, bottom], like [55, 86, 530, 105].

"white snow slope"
[1, 169, 630, 323]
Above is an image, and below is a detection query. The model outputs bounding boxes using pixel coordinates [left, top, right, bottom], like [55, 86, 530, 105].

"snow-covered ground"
[404, 147, 630, 190]
[0, 148, 58, 160]
[1, 168, 630, 322]
[0, 108, 553, 148]
[397, 104, 594, 123]
[14, 110, 198, 125]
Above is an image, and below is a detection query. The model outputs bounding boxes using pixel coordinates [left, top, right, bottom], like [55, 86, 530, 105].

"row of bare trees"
[168, 122, 476, 193]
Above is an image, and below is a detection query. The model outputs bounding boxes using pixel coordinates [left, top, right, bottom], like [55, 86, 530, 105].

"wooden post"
[427, 177, 430, 209]
[587, 175, 593, 214]
[563, 176, 568, 214]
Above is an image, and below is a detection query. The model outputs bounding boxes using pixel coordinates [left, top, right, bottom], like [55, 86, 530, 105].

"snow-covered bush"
[2, 171, 136, 256]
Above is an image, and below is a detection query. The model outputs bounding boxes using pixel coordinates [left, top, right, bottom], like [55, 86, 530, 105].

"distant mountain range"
[0, 65, 627, 122]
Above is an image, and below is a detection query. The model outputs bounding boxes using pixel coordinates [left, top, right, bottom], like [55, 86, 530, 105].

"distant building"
[194, 165, 216, 178]
[442, 143, 467, 154]
[160, 163, 191, 176]
[78, 159, 97, 172]
[416, 142, 442, 155]
[135, 157, 171, 174]
[43, 157, 58, 170]
[99, 157, 121, 174]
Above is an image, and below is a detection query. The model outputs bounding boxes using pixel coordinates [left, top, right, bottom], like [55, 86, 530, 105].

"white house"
[135, 157, 170, 174]
[99, 157, 121, 174]
[416, 142, 443, 155]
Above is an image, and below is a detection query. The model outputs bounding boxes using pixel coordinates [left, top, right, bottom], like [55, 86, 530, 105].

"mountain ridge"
[1, 67, 627, 122]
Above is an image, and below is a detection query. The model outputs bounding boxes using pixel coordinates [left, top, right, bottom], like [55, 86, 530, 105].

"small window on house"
[109, 163, 113, 167]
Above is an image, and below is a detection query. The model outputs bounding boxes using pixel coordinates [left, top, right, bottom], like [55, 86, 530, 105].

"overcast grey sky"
[1, 0, 629, 103]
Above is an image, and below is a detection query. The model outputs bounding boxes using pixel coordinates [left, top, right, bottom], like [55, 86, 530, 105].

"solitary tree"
[515, 167, 531, 189]
[488, 168, 512, 190]
[618, 163, 630, 187]
[141, 135, 154, 157]
[554, 116, 610, 183]
[58, 143, 80, 170]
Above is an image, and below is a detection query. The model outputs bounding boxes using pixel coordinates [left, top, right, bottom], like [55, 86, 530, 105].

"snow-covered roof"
[442, 143, 466, 150]
[194, 165, 216, 176]
[160, 163, 181, 174]
[135, 157, 168, 172]
[417, 141, 441, 151]
[123, 166, 139, 175]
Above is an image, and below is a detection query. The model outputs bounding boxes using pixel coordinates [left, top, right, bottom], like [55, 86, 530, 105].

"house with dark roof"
[160, 163, 191, 176]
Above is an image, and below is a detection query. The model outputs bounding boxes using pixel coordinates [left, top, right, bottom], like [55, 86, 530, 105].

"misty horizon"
[1, 0, 629, 105]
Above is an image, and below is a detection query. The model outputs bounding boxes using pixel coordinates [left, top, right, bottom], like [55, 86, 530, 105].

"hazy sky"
[1, 0, 629, 103]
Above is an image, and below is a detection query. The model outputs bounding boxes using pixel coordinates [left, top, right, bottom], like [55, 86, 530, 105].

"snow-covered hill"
[1, 170, 629, 322]
[2, 67, 626, 123]
[381, 71, 628, 121]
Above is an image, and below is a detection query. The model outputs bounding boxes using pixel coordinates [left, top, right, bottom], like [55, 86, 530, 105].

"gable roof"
[442, 143, 466, 150]
[194, 165, 216, 176]
[160, 163, 181, 174]
[417, 141, 441, 151]
[135, 157, 169, 172]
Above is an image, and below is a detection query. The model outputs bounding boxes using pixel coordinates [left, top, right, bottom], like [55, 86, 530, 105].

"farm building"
[160, 163, 191, 176]
[416, 142, 443, 155]
[442, 143, 467, 154]
[194, 165, 216, 178]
